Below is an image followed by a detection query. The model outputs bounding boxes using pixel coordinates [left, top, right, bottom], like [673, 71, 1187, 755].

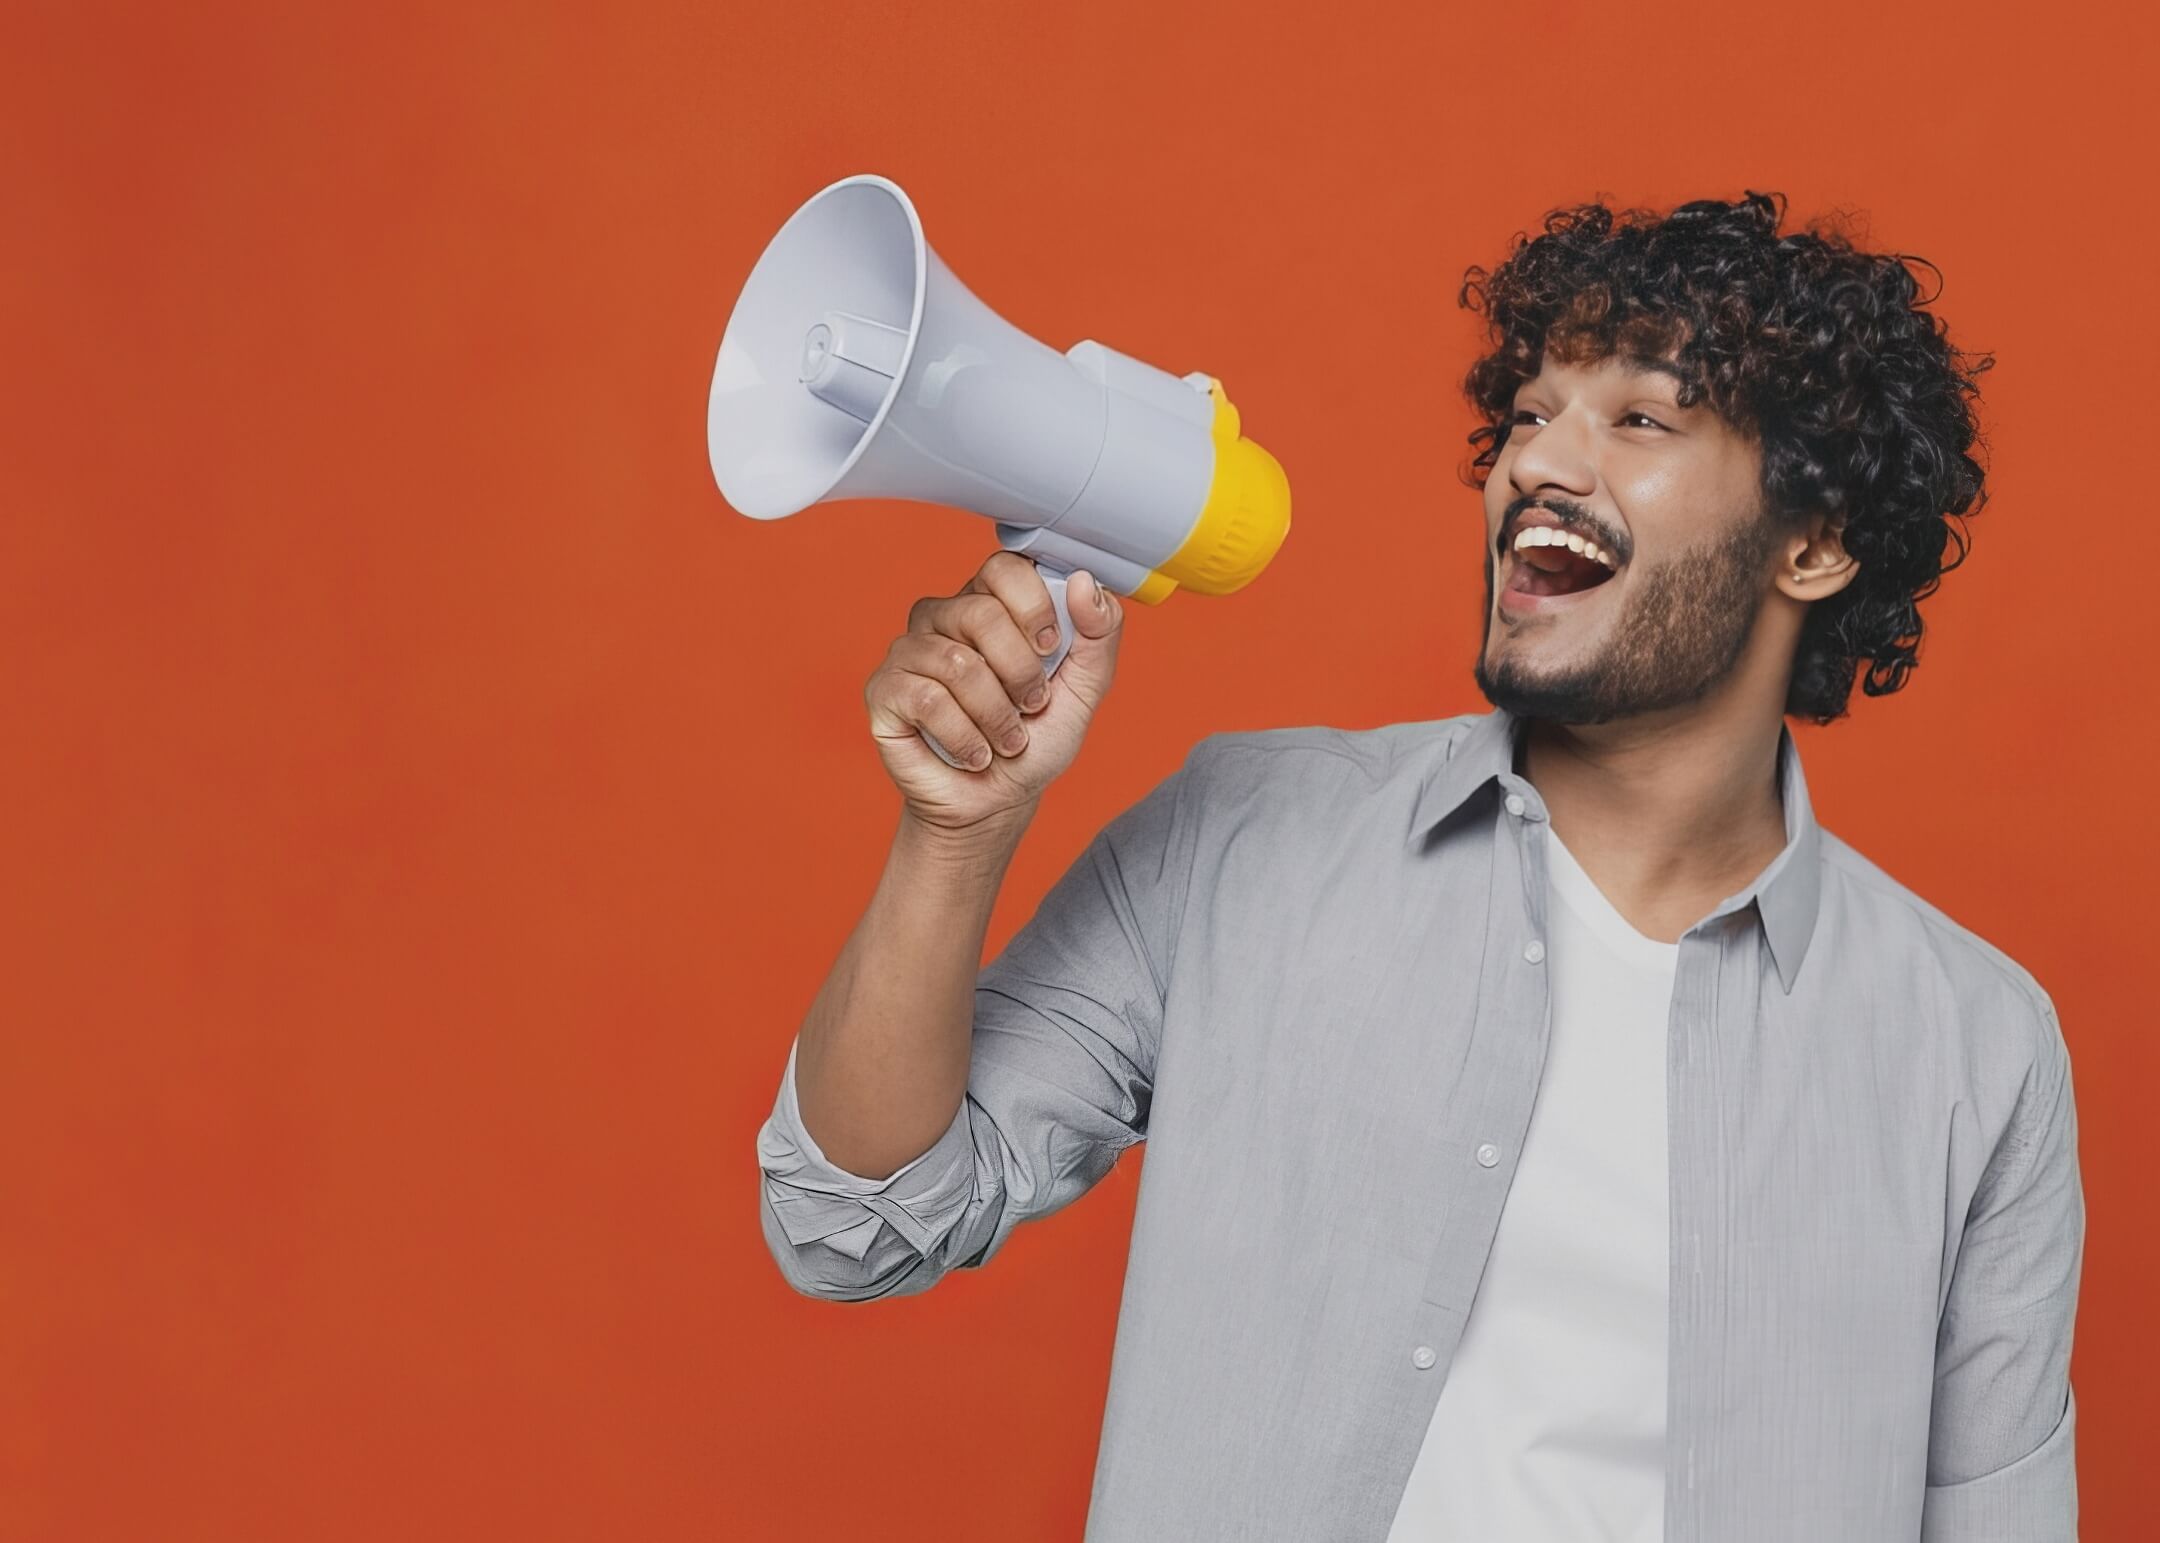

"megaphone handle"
[1035, 563, 1078, 677]
[917, 559, 1079, 772]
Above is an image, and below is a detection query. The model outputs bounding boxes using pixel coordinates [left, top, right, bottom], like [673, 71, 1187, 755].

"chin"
[1474, 649, 1628, 726]
[1482, 628, 1592, 681]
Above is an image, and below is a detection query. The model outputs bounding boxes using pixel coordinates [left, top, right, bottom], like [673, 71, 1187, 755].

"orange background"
[5, 2, 2153, 1538]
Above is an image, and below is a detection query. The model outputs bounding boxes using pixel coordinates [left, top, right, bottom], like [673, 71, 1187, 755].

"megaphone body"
[707, 174, 1290, 769]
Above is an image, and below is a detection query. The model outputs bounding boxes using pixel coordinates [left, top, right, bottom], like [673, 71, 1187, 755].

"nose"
[1506, 404, 1597, 504]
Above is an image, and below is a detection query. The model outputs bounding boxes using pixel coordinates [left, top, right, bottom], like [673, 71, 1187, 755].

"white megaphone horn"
[707, 173, 1291, 770]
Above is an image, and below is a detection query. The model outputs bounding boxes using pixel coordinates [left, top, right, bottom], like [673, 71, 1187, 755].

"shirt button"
[1411, 1345, 1437, 1370]
[1523, 938, 1545, 964]
[1475, 1142, 1499, 1167]
[1504, 793, 1526, 817]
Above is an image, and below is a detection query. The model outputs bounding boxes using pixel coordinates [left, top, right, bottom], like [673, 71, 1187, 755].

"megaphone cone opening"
[707, 175, 929, 520]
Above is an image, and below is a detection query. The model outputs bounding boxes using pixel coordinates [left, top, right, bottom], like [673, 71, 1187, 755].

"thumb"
[1051, 568, 1123, 704]
[1069, 569, 1121, 639]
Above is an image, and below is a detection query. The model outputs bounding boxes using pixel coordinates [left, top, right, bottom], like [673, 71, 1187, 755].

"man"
[754, 191, 2083, 1541]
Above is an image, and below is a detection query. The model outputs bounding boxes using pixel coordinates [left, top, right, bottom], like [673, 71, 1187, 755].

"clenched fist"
[865, 551, 1125, 836]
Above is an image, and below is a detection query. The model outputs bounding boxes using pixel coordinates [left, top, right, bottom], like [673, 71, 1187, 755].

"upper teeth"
[1513, 526, 1617, 569]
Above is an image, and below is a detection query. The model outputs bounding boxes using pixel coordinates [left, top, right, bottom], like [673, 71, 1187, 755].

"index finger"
[964, 551, 1063, 656]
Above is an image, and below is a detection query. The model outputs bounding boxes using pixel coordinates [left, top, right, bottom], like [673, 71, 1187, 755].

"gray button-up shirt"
[756, 707, 2084, 1541]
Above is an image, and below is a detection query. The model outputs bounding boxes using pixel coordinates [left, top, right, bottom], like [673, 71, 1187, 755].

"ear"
[1774, 511, 1861, 603]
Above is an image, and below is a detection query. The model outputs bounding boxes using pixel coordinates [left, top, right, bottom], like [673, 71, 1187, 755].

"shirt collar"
[1406, 706, 1823, 994]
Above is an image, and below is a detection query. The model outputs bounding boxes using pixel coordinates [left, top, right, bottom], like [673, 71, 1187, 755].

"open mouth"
[1502, 527, 1620, 604]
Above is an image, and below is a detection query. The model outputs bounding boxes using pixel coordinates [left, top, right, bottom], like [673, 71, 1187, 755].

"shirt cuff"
[755, 1038, 978, 1263]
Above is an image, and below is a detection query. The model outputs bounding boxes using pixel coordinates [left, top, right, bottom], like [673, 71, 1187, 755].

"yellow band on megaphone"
[1125, 379, 1292, 605]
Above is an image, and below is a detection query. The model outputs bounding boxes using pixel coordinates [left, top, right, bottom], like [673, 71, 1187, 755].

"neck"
[1512, 686, 1789, 942]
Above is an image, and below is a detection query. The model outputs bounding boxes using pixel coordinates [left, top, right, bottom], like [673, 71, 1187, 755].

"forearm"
[792, 806, 1034, 1180]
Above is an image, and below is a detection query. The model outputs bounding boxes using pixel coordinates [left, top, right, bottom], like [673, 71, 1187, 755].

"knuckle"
[906, 677, 945, 719]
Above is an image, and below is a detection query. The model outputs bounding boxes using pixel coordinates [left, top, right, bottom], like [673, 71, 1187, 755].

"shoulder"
[1166, 713, 1492, 876]
[1185, 712, 1484, 798]
[1816, 827, 2069, 1082]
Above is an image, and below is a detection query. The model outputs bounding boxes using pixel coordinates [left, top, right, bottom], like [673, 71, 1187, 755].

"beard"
[1475, 509, 1785, 726]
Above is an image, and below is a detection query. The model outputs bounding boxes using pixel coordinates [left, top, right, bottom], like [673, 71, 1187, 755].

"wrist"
[896, 802, 1036, 866]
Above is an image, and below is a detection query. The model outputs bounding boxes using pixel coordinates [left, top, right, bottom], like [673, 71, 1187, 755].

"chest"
[1151, 828, 1954, 1284]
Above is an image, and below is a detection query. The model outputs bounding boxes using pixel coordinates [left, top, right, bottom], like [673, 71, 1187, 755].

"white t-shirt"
[1384, 825, 1679, 1541]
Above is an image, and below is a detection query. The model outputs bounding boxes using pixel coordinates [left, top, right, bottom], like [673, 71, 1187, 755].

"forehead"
[1520, 352, 1691, 392]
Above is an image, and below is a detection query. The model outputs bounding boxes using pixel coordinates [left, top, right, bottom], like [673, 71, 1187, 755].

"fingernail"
[1024, 683, 1047, 710]
[1035, 626, 1058, 652]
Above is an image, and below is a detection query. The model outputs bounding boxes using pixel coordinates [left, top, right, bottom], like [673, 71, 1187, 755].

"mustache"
[1498, 497, 1628, 564]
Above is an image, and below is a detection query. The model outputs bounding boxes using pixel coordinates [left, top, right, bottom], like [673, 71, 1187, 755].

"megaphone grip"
[1037, 565, 1077, 678]
[918, 560, 1077, 771]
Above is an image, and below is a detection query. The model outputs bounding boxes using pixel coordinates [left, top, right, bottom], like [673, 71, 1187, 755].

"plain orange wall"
[5, 2, 2153, 1538]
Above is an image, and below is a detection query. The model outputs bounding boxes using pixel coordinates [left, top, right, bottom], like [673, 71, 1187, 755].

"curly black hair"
[1456, 190, 1994, 724]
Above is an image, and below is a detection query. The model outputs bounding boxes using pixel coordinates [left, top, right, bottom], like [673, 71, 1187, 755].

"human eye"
[1620, 411, 1669, 430]
[1509, 409, 1546, 427]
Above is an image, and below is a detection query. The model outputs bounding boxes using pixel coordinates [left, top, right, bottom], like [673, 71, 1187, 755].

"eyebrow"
[1618, 355, 1691, 387]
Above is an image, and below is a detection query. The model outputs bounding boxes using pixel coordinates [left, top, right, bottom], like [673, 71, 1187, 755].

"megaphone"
[706, 173, 1291, 770]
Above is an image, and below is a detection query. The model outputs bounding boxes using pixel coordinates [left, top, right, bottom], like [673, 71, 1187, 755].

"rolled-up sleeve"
[1921, 998, 2085, 1542]
[755, 738, 1209, 1302]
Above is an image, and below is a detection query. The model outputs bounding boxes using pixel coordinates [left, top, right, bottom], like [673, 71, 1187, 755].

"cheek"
[1619, 446, 1759, 520]
[1604, 458, 1730, 558]
[1606, 461, 1683, 521]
